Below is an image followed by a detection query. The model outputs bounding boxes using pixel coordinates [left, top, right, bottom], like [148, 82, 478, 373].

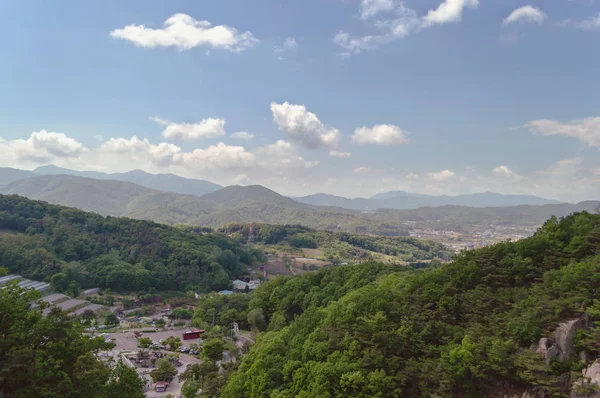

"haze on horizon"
[1, 0, 600, 202]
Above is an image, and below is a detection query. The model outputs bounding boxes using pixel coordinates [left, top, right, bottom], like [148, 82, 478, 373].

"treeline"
[221, 212, 600, 397]
[0, 195, 264, 292]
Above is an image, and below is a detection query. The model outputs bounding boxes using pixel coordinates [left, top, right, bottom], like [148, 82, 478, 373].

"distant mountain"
[0, 167, 36, 186]
[293, 193, 376, 210]
[33, 165, 222, 196]
[296, 191, 562, 210]
[0, 175, 397, 234]
[1, 172, 592, 237]
[370, 190, 431, 200]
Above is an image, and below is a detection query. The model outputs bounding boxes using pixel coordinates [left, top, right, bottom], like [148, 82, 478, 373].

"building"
[232, 280, 248, 291]
[218, 290, 233, 296]
[154, 381, 168, 392]
[82, 288, 101, 296]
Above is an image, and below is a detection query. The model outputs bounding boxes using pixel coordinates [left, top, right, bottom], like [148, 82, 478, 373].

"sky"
[1, 0, 600, 202]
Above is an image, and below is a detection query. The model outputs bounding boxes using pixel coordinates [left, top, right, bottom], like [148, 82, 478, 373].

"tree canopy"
[0, 195, 264, 292]
[222, 211, 600, 397]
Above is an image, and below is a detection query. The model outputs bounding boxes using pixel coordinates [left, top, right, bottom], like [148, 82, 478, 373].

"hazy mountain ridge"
[295, 190, 562, 210]
[33, 165, 222, 196]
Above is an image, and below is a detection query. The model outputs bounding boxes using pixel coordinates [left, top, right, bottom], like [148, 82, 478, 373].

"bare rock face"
[572, 360, 600, 398]
[537, 316, 589, 366]
[522, 390, 545, 398]
[554, 318, 586, 361]
[536, 337, 561, 367]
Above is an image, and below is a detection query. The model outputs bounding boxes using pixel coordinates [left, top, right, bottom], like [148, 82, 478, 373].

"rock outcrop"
[572, 359, 600, 398]
[536, 315, 589, 365]
[555, 317, 587, 360]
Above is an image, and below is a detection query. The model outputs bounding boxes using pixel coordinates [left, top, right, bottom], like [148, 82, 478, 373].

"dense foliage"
[0, 280, 144, 397]
[222, 212, 600, 397]
[220, 223, 452, 263]
[0, 195, 263, 292]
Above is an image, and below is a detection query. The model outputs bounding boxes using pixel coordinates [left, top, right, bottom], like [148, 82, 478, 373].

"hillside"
[0, 175, 410, 235]
[215, 211, 600, 397]
[32, 165, 223, 196]
[0, 194, 262, 292]
[0, 167, 35, 186]
[296, 190, 562, 210]
[219, 223, 453, 265]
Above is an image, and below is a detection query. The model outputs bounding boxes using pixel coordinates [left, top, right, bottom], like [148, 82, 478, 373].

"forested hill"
[0, 195, 263, 292]
[222, 211, 600, 397]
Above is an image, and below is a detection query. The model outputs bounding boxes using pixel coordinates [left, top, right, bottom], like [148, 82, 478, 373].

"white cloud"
[151, 116, 226, 140]
[569, 13, 600, 30]
[335, 0, 473, 55]
[524, 117, 600, 148]
[174, 142, 256, 170]
[329, 150, 352, 158]
[421, 0, 479, 28]
[352, 124, 409, 145]
[99, 136, 182, 166]
[428, 169, 455, 181]
[503, 6, 546, 25]
[231, 131, 255, 140]
[274, 37, 297, 53]
[0, 130, 88, 166]
[255, 140, 319, 169]
[270, 102, 341, 149]
[110, 13, 258, 52]
[492, 165, 514, 177]
[354, 166, 371, 173]
[360, 0, 396, 20]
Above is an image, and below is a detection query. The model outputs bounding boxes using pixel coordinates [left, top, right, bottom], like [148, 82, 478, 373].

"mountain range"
[294, 191, 561, 210]
[0, 166, 596, 235]
[32, 165, 222, 196]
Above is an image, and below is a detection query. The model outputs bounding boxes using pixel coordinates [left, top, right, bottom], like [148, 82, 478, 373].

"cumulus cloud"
[231, 131, 255, 140]
[174, 142, 256, 170]
[270, 102, 340, 149]
[421, 0, 479, 28]
[99, 136, 182, 166]
[255, 140, 319, 169]
[0, 130, 88, 166]
[524, 117, 600, 148]
[151, 116, 226, 140]
[329, 150, 352, 158]
[428, 169, 455, 181]
[352, 124, 409, 145]
[110, 13, 258, 52]
[503, 6, 546, 25]
[335, 0, 475, 55]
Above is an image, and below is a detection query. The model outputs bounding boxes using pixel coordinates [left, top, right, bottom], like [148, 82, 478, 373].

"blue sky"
[1, 0, 599, 201]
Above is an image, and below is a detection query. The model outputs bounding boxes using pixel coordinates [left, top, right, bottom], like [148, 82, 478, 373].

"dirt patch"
[302, 248, 324, 259]
[264, 256, 293, 276]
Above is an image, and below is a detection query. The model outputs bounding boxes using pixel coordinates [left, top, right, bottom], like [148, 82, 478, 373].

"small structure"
[154, 381, 168, 392]
[82, 288, 101, 296]
[219, 290, 233, 296]
[232, 279, 248, 291]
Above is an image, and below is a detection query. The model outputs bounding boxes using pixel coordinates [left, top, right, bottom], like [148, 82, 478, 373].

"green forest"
[218, 211, 600, 397]
[0, 195, 263, 292]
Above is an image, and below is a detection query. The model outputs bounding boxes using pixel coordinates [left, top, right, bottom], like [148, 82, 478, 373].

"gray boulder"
[554, 317, 586, 361]
[536, 337, 561, 366]
[572, 359, 600, 398]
